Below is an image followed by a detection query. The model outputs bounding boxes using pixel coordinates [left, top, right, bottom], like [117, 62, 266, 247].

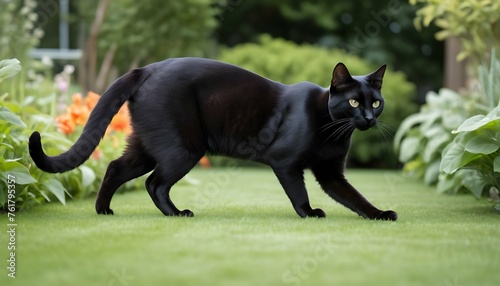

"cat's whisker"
[372, 122, 395, 155]
[376, 121, 394, 144]
[319, 118, 350, 132]
[322, 121, 355, 145]
[335, 123, 355, 141]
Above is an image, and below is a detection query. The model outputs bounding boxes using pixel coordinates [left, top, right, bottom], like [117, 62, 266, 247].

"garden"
[1, 0, 499, 285]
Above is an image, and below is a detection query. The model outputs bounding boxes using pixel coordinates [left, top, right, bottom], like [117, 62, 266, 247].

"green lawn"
[1, 168, 499, 286]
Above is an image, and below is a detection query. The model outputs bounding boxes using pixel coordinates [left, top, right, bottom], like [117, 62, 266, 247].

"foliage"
[216, 0, 444, 100]
[440, 107, 500, 198]
[0, 0, 46, 102]
[0, 59, 89, 210]
[47, 89, 143, 194]
[394, 88, 474, 184]
[218, 35, 417, 167]
[395, 50, 500, 209]
[411, 0, 500, 64]
[0, 57, 138, 211]
[98, 0, 219, 74]
[439, 52, 500, 209]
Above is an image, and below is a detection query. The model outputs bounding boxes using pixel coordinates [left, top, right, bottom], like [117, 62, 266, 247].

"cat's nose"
[364, 115, 376, 126]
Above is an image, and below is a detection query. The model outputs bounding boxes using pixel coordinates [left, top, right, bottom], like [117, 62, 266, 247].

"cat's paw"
[374, 210, 397, 221]
[97, 208, 114, 215]
[306, 208, 326, 218]
[178, 209, 194, 217]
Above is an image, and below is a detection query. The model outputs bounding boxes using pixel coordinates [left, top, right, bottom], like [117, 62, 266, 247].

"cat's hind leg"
[145, 150, 202, 217]
[95, 135, 156, 215]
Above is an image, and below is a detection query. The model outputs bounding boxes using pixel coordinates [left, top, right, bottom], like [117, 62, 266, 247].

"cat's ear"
[331, 63, 354, 90]
[368, 64, 386, 90]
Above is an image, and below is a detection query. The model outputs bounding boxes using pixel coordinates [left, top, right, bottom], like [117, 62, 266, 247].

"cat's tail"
[29, 68, 150, 173]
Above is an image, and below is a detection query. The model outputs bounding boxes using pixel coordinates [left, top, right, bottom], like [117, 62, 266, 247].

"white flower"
[20, 6, 30, 16]
[63, 65, 75, 75]
[33, 29, 44, 39]
[24, 21, 34, 30]
[25, 0, 37, 9]
[28, 13, 38, 22]
[41, 56, 53, 67]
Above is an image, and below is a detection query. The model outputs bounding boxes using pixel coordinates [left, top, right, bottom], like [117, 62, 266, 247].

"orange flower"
[72, 93, 83, 105]
[85, 91, 100, 110]
[199, 156, 211, 168]
[56, 113, 76, 135]
[92, 148, 103, 160]
[108, 103, 132, 134]
[56, 91, 132, 137]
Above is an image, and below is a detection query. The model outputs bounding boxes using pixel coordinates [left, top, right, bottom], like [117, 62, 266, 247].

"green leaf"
[423, 132, 450, 163]
[494, 156, 500, 172]
[437, 172, 462, 194]
[440, 141, 481, 174]
[453, 109, 500, 134]
[0, 106, 27, 127]
[452, 115, 485, 133]
[79, 165, 96, 188]
[398, 137, 420, 162]
[394, 113, 430, 150]
[0, 58, 22, 83]
[0, 160, 38, 185]
[424, 161, 440, 185]
[41, 178, 67, 205]
[461, 172, 486, 198]
[465, 135, 499, 154]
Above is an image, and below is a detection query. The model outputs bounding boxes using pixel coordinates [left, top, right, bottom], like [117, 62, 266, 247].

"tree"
[77, 0, 219, 93]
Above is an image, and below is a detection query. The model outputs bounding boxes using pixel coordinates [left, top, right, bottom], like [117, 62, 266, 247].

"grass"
[1, 168, 499, 286]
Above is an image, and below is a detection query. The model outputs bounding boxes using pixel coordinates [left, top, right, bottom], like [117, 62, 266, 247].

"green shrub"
[0, 59, 106, 211]
[0, 59, 90, 210]
[394, 88, 476, 185]
[0, 0, 45, 103]
[439, 51, 500, 210]
[218, 35, 417, 167]
[395, 50, 500, 210]
[411, 0, 499, 64]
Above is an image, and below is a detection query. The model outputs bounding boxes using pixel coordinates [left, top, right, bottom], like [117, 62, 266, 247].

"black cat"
[29, 58, 397, 220]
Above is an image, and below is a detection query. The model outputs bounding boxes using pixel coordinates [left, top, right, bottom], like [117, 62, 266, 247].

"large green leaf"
[424, 161, 440, 185]
[464, 135, 499, 154]
[394, 112, 431, 150]
[0, 159, 38, 185]
[440, 141, 481, 174]
[79, 165, 96, 188]
[437, 172, 463, 194]
[453, 108, 500, 134]
[0, 106, 27, 127]
[398, 137, 420, 162]
[494, 156, 500, 173]
[41, 178, 67, 205]
[461, 171, 487, 198]
[423, 132, 450, 163]
[0, 58, 21, 83]
[452, 115, 485, 133]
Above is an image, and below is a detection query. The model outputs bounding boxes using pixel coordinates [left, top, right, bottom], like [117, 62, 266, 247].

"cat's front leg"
[312, 167, 397, 220]
[273, 168, 326, 218]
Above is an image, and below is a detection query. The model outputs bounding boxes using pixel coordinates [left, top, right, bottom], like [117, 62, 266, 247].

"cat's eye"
[372, 100, 381, 108]
[348, 99, 359, 108]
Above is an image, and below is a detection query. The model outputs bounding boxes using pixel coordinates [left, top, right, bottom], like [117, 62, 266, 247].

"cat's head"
[328, 63, 386, 131]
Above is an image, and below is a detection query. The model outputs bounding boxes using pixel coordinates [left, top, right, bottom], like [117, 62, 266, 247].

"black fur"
[29, 58, 397, 220]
